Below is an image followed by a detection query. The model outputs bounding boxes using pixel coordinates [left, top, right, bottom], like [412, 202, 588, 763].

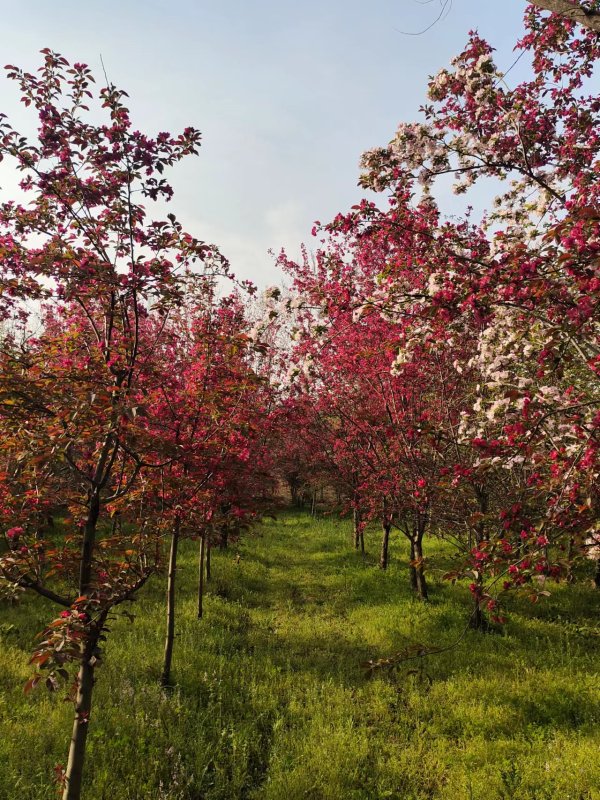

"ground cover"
[0, 513, 598, 799]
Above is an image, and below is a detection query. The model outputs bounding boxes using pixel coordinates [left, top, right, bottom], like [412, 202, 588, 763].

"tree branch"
[529, 1, 600, 33]
[14, 574, 73, 607]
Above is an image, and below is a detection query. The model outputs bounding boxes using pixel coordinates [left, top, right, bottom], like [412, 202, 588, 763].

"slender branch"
[8, 573, 73, 607]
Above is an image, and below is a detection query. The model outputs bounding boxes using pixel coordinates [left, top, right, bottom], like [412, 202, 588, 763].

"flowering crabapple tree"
[273, 2, 600, 629]
[0, 51, 234, 799]
[301, 201, 562, 624]
[278, 231, 475, 599]
[135, 297, 272, 687]
[249, 285, 332, 512]
[354, 3, 600, 617]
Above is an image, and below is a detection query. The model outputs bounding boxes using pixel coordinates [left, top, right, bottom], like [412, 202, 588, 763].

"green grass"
[1, 512, 599, 799]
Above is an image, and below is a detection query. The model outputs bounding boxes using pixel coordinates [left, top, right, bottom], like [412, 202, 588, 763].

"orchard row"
[0, 5, 599, 799]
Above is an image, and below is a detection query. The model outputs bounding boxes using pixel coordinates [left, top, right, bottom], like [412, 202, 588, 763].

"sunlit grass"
[0, 512, 598, 799]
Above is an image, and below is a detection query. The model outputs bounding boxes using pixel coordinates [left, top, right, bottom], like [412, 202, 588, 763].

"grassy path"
[0, 513, 599, 799]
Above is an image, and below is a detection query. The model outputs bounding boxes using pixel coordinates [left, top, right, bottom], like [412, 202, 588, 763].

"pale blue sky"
[1, 1, 528, 286]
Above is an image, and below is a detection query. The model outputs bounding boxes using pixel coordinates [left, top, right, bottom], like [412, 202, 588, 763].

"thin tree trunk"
[409, 538, 418, 592]
[197, 532, 205, 619]
[470, 598, 486, 631]
[353, 508, 365, 555]
[219, 525, 228, 551]
[311, 488, 317, 517]
[62, 651, 96, 800]
[469, 491, 487, 623]
[380, 519, 391, 570]
[206, 538, 211, 582]
[62, 482, 104, 800]
[78, 489, 101, 593]
[412, 535, 428, 600]
[567, 537, 576, 583]
[160, 518, 180, 687]
[594, 559, 600, 589]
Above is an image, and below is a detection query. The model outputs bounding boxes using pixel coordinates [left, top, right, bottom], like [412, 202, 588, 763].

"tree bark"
[529, 1, 600, 33]
[78, 489, 101, 594]
[380, 519, 391, 570]
[566, 537, 576, 584]
[62, 652, 96, 800]
[470, 598, 486, 631]
[197, 532, 205, 619]
[468, 488, 487, 620]
[594, 558, 600, 589]
[353, 507, 361, 550]
[205, 538, 211, 582]
[160, 518, 180, 688]
[412, 535, 428, 600]
[62, 473, 107, 799]
[409, 538, 418, 592]
[219, 526, 228, 551]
